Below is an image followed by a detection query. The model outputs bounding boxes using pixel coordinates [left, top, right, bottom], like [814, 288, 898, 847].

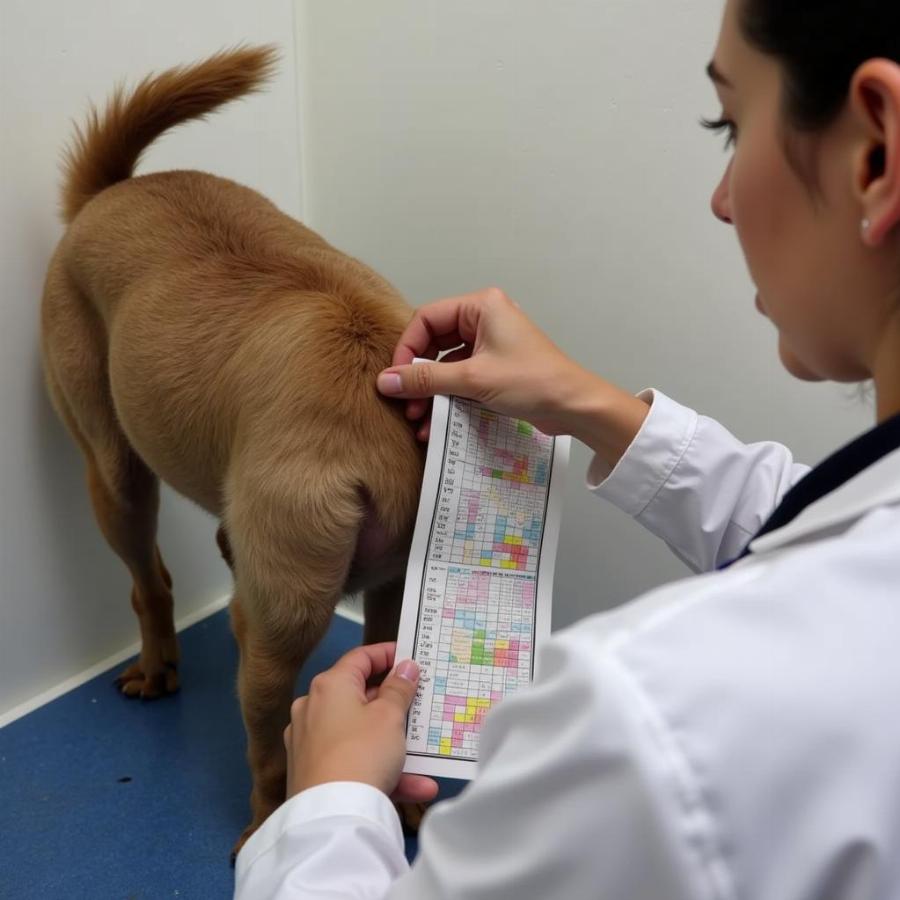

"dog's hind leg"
[226, 465, 363, 855]
[362, 576, 404, 647]
[87, 452, 178, 698]
[41, 268, 177, 698]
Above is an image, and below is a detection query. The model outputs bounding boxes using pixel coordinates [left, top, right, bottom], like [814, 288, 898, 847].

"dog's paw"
[115, 661, 179, 699]
[395, 800, 429, 835]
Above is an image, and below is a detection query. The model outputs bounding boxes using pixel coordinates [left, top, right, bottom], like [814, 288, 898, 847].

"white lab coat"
[235, 390, 900, 900]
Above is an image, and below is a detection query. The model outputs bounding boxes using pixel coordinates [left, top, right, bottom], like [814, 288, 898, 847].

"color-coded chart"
[414, 567, 534, 759]
[451, 488, 543, 571]
[397, 393, 570, 779]
[430, 405, 554, 576]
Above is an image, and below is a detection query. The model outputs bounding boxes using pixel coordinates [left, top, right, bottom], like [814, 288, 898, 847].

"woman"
[236, 0, 900, 896]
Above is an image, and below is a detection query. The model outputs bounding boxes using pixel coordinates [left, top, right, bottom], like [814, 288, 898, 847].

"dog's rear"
[42, 46, 424, 852]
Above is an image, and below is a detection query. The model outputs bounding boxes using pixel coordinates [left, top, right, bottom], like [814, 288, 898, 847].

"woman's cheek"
[727, 151, 754, 257]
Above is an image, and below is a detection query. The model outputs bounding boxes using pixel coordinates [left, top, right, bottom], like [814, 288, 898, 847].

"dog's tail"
[60, 45, 279, 224]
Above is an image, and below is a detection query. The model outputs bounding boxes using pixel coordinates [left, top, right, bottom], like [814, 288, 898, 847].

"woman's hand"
[376, 287, 603, 441]
[377, 287, 651, 472]
[284, 642, 439, 805]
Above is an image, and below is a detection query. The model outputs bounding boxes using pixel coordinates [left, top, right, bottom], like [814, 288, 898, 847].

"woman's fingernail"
[377, 372, 403, 395]
[395, 659, 419, 682]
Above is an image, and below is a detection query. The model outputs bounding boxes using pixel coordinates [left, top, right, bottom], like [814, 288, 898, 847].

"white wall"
[1, 0, 877, 718]
[0, 0, 302, 717]
[295, 0, 873, 628]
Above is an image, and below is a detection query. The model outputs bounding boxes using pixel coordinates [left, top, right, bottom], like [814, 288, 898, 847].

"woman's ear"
[851, 58, 900, 247]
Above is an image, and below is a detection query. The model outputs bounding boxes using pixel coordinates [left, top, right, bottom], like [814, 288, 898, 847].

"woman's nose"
[711, 159, 734, 224]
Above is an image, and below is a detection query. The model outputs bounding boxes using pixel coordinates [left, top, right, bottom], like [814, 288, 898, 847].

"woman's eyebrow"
[706, 61, 734, 89]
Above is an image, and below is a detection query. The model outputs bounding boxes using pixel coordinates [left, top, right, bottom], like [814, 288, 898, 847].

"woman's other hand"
[284, 643, 438, 805]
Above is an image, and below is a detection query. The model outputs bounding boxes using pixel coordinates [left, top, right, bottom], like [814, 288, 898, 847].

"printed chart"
[397, 395, 569, 779]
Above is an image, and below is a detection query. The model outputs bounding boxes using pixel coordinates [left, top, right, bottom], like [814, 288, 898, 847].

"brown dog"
[40, 45, 424, 853]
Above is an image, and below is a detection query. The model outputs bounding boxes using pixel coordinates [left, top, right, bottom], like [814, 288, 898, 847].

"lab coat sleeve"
[235, 626, 726, 900]
[234, 780, 410, 900]
[587, 389, 810, 571]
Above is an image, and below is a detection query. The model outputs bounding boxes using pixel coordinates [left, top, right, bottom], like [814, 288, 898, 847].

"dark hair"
[738, 1, 899, 197]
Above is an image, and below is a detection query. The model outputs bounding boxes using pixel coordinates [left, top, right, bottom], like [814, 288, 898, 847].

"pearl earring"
[861, 218, 871, 238]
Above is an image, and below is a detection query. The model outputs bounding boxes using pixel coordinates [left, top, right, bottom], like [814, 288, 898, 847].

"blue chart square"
[0, 609, 465, 897]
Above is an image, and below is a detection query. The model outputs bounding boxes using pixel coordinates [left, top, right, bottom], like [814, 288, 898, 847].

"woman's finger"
[390, 773, 440, 804]
[289, 696, 307, 723]
[378, 359, 474, 401]
[392, 292, 488, 367]
[331, 642, 398, 685]
[405, 398, 430, 421]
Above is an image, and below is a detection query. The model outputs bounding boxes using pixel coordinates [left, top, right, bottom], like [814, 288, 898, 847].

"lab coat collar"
[748, 439, 900, 556]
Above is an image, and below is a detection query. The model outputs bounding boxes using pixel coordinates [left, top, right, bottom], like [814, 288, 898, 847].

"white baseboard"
[0, 594, 364, 729]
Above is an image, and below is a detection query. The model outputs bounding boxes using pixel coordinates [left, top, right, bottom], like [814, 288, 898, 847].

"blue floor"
[0, 610, 465, 898]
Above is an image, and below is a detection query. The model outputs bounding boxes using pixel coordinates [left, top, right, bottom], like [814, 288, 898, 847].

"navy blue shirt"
[725, 411, 900, 567]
